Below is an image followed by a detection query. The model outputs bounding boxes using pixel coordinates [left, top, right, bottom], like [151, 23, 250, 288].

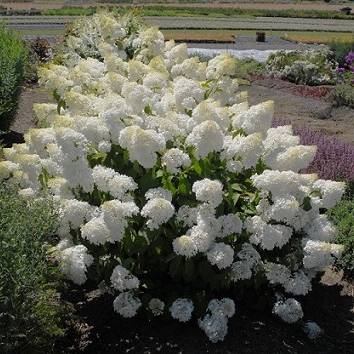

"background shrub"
[25, 38, 53, 85]
[328, 197, 354, 273]
[0, 183, 65, 353]
[266, 49, 337, 86]
[0, 25, 28, 130]
[234, 58, 264, 80]
[332, 83, 354, 108]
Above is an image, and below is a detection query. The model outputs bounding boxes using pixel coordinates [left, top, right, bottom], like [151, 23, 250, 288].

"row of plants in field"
[265, 48, 338, 86]
[262, 43, 354, 108]
[0, 12, 347, 343]
[0, 25, 28, 130]
[2, 4, 353, 20]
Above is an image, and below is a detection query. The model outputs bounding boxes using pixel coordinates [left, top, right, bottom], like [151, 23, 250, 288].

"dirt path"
[10, 86, 53, 133]
[243, 82, 354, 144]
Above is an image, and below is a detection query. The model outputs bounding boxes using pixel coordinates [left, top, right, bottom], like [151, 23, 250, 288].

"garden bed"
[59, 269, 354, 353]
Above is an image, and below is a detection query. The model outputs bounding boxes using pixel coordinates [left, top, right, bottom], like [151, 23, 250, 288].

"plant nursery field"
[1, 10, 354, 354]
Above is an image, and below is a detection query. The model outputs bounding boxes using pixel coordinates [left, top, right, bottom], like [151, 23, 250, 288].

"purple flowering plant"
[337, 51, 354, 85]
[273, 118, 354, 183]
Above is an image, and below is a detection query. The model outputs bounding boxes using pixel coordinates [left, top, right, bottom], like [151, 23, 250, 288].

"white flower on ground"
[303, 321, 322, 339]
[148, 298, 165, 316]
[170, 298, 194, 322]
[113, 292, 141, 318]
[198, 313, 228, 343]
[273, 298, 303, 323]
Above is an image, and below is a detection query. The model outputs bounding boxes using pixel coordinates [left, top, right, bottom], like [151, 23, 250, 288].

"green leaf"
[231, 183, 243, 192]
[303, 196, 312, 211]
[232, 192, 241, 206]
[193, 160, 202, 176]
[144, 105, 152, 115]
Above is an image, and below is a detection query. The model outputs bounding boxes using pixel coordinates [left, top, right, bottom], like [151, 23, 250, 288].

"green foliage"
[234, 58, 264, 80]
[0, 183, 65, 353]
[328, 197, 354, 272]
[333, 83, 354, 108]
[0, 25, 28, 129]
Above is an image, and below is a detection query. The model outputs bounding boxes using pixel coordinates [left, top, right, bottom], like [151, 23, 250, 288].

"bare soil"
[10, 85, 53, 133]
[57, 269, 354, 354]
[243, 79, 354, 144]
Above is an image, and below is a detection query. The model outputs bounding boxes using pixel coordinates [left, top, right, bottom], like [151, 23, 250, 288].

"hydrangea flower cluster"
[0, 13, 345, 342]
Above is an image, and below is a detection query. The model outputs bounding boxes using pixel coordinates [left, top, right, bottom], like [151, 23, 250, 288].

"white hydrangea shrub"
[1, 13, 345, 342]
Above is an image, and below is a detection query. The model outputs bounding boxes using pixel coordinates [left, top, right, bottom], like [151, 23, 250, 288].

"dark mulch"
[57, 272, 354, 354]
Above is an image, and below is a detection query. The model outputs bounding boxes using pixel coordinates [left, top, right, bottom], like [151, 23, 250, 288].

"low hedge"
[0, 183, 66, 353]
[0, 25, 27, 129]
[328, 192, 354, 274]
